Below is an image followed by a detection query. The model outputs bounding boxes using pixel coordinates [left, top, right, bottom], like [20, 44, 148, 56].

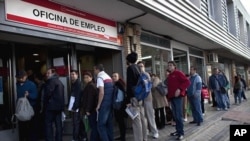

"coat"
[151, 77, 167, 109]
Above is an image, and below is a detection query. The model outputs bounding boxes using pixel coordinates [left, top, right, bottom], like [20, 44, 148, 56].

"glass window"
[141, 45, 171, 80]
[173, 49, 188, 74]
[190, 56, 205, 80]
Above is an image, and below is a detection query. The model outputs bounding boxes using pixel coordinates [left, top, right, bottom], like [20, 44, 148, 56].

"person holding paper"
[69, 70, 87, 141]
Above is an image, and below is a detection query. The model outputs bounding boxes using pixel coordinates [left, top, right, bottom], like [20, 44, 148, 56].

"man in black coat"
[43, 68, 65, 141]
[69, 70, 87, 141]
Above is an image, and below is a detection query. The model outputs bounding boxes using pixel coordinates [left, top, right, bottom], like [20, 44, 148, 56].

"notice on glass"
[68, 96, 79, 112]
[53, 57, 64, 67]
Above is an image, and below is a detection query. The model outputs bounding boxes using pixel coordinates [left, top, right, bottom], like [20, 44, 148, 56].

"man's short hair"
[168, 61, 176, 67]
[70, 70, 78, 74]
[94, 64, 104, 71]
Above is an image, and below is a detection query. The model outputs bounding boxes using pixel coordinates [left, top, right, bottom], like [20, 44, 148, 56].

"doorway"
[0, 45, 18, 141]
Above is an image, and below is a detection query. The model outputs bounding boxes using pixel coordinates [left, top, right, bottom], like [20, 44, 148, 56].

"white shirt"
[96, 71, 112, 88]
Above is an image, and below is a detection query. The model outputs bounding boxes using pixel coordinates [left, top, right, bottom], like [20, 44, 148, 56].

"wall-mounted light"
[35, 60, 40, 63]
[33, 53, 39, 56]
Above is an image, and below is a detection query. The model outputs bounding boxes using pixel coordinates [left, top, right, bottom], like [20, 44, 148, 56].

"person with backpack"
[112, 72, 127, 141]
[167, 61, 190, 140]
[69, 70, 87, 141]
[43, 68, 65, 141]
[126, 52, 148, 141]
[94, 64, 114, 141]
[16, 70, 38, 141]
[137, 61, 159, 139]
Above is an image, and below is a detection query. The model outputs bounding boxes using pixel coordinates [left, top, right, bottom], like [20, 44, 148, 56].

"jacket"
[44, 74, 65, 111]
[81, 81, 98, 114]
[126, 64, 140, 103]
[70, 79, 83, 111]
[209, 74, 227, 90]
[167, 69, 191, 99]
[187, 73, 202, 97]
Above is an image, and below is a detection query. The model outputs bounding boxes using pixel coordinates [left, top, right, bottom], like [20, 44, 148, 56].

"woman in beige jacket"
[151, 74, 168, 129]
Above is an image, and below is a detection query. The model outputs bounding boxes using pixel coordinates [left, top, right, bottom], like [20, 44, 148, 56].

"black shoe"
[115, 137, 121, 140]
[170, 132, 179, 136]
[189, 121, 197, 124]
[197, 122, 200, 126]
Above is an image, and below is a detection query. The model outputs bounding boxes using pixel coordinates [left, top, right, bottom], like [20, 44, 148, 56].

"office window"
[226, 0, 236, 36]
[189, 0, 201, 9]
[208, 0, 223, 26]
[247, 22, 250, 47]
[238, 11, 245, 43]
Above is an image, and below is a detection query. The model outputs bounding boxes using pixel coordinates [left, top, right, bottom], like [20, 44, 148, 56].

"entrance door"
[0, 46, 18, 141]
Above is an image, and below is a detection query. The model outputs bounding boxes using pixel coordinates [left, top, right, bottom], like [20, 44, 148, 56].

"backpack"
[113, 85, 124, 110]
[15, 97, 34, 121]
[156, 82, 168, 96]
[133, 72, 152, 101]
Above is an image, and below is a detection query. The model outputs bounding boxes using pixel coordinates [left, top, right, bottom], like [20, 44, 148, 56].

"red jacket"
[167, 69, 190, 99]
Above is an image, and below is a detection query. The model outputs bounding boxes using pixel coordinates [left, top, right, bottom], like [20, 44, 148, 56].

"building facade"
[0, 0, 250, 140]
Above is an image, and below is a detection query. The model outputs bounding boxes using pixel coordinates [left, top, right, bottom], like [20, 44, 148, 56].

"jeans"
[234, 90, 242, 104]
[214, 90, 227, 109]
[97, 105, 113, 141]
[171, 97, 184, 136]
[188, 93, 203, 123]
[45, 110, 63, 141]
[72, 112, 86, 140]
[88, 112, 100, 141]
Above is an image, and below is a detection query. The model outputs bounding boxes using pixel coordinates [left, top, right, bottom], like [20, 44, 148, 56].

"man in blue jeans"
[94, 64, 114, 141]
[187, 66, 203, 126]
[167, 61, 190, 140]
[209, 68, 228, 111]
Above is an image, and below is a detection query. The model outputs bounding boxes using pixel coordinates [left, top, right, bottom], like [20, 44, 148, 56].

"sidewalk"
[62, 91, 250, 141]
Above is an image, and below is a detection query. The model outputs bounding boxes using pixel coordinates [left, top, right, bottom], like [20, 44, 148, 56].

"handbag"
[201, 87, 210, 99]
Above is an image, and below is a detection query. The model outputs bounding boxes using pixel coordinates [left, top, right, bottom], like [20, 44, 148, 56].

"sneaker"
[202, 113, 205, 116]
[176, 135, 184, 140]
[170, 132, 179, 136]
[224, 108, 228, 111]
[152, 133, 159, 139]
[183, 118, 188, 122]
[217, 108, 221, 111]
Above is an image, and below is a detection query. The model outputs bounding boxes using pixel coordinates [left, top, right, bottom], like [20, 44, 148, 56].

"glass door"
[0, 45, 18, 141]
[173, 49, 188, 74]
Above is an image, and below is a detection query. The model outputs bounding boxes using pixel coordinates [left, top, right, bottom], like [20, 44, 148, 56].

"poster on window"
[0, 76, 3, 104]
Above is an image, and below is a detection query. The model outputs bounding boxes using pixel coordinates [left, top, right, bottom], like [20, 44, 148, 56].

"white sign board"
[5, 0, 118, 44]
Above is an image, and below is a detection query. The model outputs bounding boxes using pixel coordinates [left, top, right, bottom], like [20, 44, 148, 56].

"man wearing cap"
[126, 52, 148, 141]
[16, 70, 38, 141]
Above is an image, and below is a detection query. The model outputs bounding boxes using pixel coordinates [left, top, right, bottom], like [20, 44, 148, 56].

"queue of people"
[14, 52, 247, 141]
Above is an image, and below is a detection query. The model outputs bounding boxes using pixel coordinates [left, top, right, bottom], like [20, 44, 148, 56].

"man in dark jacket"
[126, 52, 148, 141]
[16, 70, 38, 141]
[44, 68, 65, 141]
[69, 70, 86, 141]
